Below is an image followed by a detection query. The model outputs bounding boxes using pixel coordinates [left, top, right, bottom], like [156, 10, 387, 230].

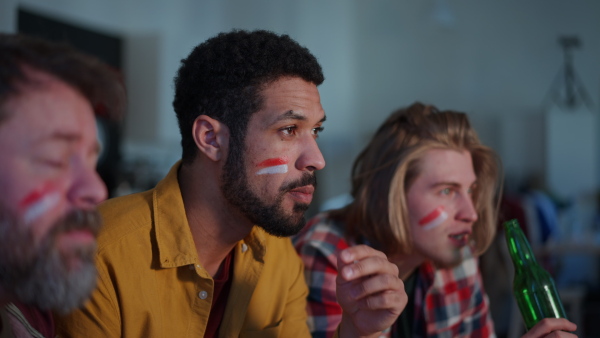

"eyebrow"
[431, 180, 478, 189]
[274, 110, 327, 124]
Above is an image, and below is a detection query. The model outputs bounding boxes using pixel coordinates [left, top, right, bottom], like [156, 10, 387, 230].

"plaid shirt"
[293, 212, 495, 338]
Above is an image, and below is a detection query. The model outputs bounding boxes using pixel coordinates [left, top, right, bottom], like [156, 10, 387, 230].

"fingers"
[354, 288, 406, 312]
[543, 332, 578, 338]
[337, 245, 399, 283]
[339, 244, 387, 265]
[344, 272, 402, 302]
[522, 318, 577, 338]
[336, 245, 407, 337]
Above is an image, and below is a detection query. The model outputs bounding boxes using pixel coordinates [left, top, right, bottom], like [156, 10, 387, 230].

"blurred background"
[1, 0, 599, 336]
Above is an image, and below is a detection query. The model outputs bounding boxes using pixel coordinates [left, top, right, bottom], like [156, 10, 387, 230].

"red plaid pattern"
[293, 212, 495, 338]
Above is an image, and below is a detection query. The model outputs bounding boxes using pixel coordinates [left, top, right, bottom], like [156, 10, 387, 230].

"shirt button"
[241, 243, 248, 252]
[198, 291, 208, 300]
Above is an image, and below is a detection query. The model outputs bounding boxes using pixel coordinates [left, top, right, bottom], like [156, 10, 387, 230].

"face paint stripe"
[418, 206, 448, 230]
[419, 206, 444, 225]
[421, 211, 448, 231]
[256, 164, 288, 175]
[257, 157, 288, 168]
[19, 182, 56, 208]
[23, 192, 61, 224]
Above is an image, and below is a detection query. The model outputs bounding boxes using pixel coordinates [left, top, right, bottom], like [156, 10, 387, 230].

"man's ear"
[192, 115, 229, 162]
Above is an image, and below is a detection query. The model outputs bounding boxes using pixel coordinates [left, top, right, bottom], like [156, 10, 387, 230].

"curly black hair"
[0, 33, 125, 123]
[173, 29, 324, 164]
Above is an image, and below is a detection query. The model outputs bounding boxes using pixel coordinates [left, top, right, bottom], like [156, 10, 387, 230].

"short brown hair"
[0, 33, 125, 122]
[334, 102, 502, 256]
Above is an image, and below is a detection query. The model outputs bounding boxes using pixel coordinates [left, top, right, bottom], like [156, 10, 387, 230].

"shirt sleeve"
[54, 256, 121, 338]
[293, 215, 349, 338]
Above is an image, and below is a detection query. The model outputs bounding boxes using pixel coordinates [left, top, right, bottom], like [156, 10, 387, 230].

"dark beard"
[0, 206, 102, 314]
[221, 141, 316, 237]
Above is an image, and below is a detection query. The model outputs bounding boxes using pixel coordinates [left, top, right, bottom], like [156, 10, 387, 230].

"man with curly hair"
[0, 33, 124, 337]
[56, 29, 407, 338]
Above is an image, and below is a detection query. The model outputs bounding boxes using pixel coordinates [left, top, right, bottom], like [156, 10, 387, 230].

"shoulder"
[292, 212, 349, 259]
[99, 189, 153, 222]
[96, 189, 154, 252]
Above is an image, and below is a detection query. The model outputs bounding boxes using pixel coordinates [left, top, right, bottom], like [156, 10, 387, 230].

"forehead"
[0, 73, 97, 148]
[252, 76, 325, 124]
[416, 148, 476, 183]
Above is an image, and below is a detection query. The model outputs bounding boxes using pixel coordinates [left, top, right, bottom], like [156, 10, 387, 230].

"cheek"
[416, 206, 448, 231]
[18, 181, 63, 225]
[254, 156, 289, 176]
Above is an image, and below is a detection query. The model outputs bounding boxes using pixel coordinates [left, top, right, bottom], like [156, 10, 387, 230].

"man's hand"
[336, 245, 407, 338]
[522, 318, 577, 338]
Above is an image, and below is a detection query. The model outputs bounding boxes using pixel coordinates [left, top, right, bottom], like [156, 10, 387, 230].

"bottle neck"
[504, 221, 538, 268]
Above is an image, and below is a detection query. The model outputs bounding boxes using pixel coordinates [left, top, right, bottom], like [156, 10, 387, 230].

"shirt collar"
[154, 161, 199, 268]
[153, 161, 268, 269]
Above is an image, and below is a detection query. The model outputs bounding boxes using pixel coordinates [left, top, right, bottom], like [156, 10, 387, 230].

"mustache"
[47, 209, 102, 239]
[0, 208, 102, 263]
[280, 172, 317, 192]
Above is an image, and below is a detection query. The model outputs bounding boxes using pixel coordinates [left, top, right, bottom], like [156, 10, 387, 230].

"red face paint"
[19, 182, 61, 224]
[257, 157, 288, 168]
[418, 206, 448, 230]
[256, 157, 289, 175]
[19, 182, 56, 209]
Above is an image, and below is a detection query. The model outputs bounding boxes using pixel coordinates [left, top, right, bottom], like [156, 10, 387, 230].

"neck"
[179, 162, 253, 277]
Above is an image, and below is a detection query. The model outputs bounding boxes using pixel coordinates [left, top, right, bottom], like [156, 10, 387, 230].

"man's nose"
[456, 194, 478, 223]
[295, 137, 326, 172]
[68, 164, 108, 209]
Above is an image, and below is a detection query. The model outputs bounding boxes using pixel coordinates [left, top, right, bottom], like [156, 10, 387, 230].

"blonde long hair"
[333, 102, 502, 256]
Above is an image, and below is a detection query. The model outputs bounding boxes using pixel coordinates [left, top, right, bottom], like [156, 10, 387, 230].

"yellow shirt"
[55, 162, 311, 337]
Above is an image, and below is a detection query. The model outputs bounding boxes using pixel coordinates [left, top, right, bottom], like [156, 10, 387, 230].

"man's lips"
[288, 185, 315, 204]
[58, 228, 97, 245]
[448, 229, 472, 247]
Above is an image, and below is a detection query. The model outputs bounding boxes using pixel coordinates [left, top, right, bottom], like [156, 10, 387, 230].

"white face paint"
[418, 205, 448, 231]
[255, 157, 289, 176]
[19, 182, 61, 225]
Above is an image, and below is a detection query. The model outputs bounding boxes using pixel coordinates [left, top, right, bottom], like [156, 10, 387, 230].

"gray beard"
[0, 207, 101, 314]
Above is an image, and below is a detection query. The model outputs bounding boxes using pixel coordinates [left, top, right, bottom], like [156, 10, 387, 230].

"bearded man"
[56, 29, 408, 338]
[0, 33, 123, 337]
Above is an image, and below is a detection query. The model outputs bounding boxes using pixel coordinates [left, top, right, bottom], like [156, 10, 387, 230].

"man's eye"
[441, 188, 452, 195]
[281, 126, 296, 136]
[312, 126, 324, 137]
[43, 159, 68, 169]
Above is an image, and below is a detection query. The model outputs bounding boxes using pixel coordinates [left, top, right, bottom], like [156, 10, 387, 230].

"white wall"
[2, 0, 600, 205]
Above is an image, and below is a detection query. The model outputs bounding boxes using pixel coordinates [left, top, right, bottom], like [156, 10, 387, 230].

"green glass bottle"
[503, 219, 568, 330]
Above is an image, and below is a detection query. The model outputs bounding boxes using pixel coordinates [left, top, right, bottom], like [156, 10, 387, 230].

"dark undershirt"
[392, 271, 417, 338]
[204, 249, 234, 338]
